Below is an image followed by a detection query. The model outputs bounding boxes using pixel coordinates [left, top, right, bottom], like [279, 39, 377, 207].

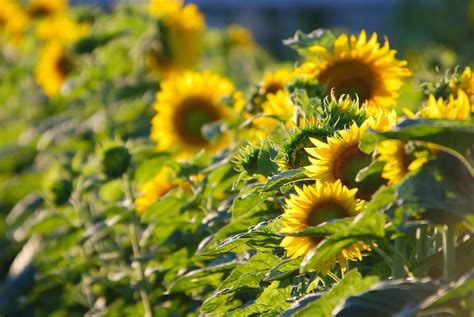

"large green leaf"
[282, 271, 378, 317]
[262, 168, 307, 192]
[333, 279, 439, 317]
[361, 118, 474, 170]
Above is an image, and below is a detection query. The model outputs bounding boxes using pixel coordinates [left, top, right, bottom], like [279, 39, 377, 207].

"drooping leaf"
[262, 168, 307, 192]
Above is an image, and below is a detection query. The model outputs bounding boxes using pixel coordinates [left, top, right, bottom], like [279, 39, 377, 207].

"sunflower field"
[1, 0, 474, 316]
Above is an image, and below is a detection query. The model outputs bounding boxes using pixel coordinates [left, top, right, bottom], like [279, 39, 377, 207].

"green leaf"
[199, 218, 282, 256]
[285, 218, 353, 238]
[264, 258, 300, 282]
[361, 118, 474, 171]
[168, 260, 242, 295]
[333, 279, 439, 317]
[282, 271, 378, 317]
[262, 168, 307, 192]
[201, 252, 281, 314]
[257, 142, 279, 177]
[397, 154, 474, 224]
[283, 29, 336, 57]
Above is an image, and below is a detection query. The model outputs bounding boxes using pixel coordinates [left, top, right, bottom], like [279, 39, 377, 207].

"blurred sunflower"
[305, 122, 385, 199]
[35, 42, 73, 97]
[136, 166, 179, 215]
[419, 90, 471, 120]
[35, 14, 88, 44]
[295, 31, 411, 111]
[251, 69, 293, 110]
[147, 0, 205, 75]
[0, 1, 29, 45]
[377, 141, 428, 186]
[151, 71, 237, 158]
[28, 0, 68, 18]
[226, 24, 255, 48]
[449, 67, 474, 103]
[280, 181, 370, 273]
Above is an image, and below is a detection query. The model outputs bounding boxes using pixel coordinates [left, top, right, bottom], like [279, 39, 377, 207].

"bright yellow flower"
[259, 69, 293, 96]
[135, 167, 178, 215]
[0, 1, 29, 45]
[147, 0, 205, 75]
[280, 181, 370, 273]
[28, 0, 68, 18]
[377, 140, 428, 186]
[227, 24, 255, 48]
[35, 42, 73, 97]
[151, 71, 237, 158]
[295, 31, 411, 111]
[421, 90, 470, 120]
[35, 14, 88, 44]
[449, 67, 474, 108]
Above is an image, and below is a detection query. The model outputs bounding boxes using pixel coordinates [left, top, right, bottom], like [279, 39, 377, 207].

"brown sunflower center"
[29, 6, 53, 18]
[56, 55, 73, 79]
[319, 60, 376, 102]
[308, 201, 348, 226]
[173, 96, 221, 146]
[263, 82, 283, 95]
[333, 144, 372, 188]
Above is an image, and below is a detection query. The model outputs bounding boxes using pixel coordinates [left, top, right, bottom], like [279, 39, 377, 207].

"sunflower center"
[263, 82, 283, 95]
[308, 201, 348, 226]
[29, 6, 53, 18]
[319, 60, 376, 102]
[174, 96, 220, 146]
[56, 55, 73, 79]
[333, 144, 372, 188]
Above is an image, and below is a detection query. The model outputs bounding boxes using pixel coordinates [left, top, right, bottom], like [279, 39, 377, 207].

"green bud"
[101, 145, 131, 178]
[47, 178, 73, 206]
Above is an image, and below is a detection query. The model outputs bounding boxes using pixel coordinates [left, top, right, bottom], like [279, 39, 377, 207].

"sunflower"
[35, 42, 73, 97]
[295, 31, 411, 111]
[419, 90, 470, 120]
[151, 71, 237, 158]
[35, 14, 88, 44]
[227, 24, 255, 48]
[305, 122, 384, 200]
[147, 0, 205, 75]
[28, 0, 68, 18]
[377, 140, 428, 186]
[135, 166, 179, 215]
[449, 67, 474, 103]
[0, 1, 29, 45]
[280, 180, 370, 273]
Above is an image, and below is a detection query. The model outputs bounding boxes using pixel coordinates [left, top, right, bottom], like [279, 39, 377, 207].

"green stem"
[123, 174, 153, 317]
[414, 225, 428, 277]
[442, 223, 456, 281]
[393, 239, 406, 279]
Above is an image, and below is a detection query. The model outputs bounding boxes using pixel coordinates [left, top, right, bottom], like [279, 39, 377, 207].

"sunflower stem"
[414, 225, 428, 277]
[393, 238, 406, 278]
[442, 223, 456, 281]
[326, 271, 341, 283]
[123, 173, 154, 317]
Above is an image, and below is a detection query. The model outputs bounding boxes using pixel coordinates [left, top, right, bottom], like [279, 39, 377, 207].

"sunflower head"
[35, 14, 88, 44]
[0, 2, 29, 44]
[295, 31, 411, 111]
[276, 125, 331, 170]
[226, 24, 255, 48]
[28, 0, 68, 18]
[35, 42, 74, 97]
[419, 90, 470, 120]
[151, 71, 238, 158]
[280, 181, 369, 273]
[146, 0, 205, 75]
[135, 166, 181, 215]
[449, 66, 474, 103]
[249, 69, 293, 113]
[305, 122, 384, 200]
[377, 140, 428, 186]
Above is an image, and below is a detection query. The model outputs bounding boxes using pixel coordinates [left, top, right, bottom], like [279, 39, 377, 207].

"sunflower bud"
[46, 178, 73, 206]
[101, 145, 131, 178]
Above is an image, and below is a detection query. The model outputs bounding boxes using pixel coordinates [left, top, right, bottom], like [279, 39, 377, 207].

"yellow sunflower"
[28, 0, 68, 18]
[259, 69, 293, 96]
[151, 71, 237, 158]
[295, 31, 411, 111]
[227, 24, 255, 48]
[147, 0, 205, 75]
[419, 90, 471, 120]
[449, 67, 474, 103]
[305, 123, 381, 199]
[280, 180, 370, 273]
[377, 140, 427, 186]
[0, 1, 29, 45]
[35, 42, 73, 97]
[35, 14, 88, 44]
[135, 166, 180, 215]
